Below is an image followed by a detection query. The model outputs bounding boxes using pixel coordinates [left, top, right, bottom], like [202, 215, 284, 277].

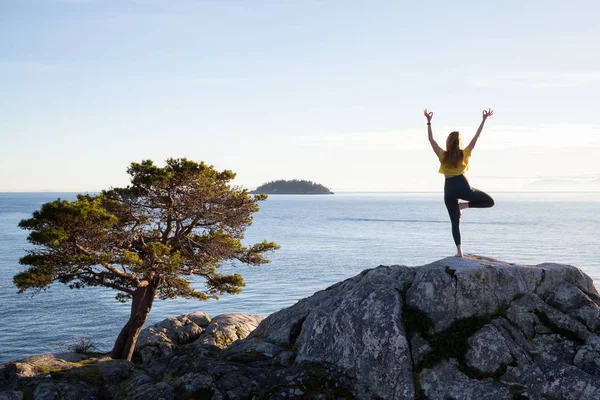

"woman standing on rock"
[425, 109, 495, 257]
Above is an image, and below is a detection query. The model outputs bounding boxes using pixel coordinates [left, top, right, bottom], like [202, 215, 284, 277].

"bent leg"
[444, 196, 461, 245]
[462, 188, 495, 209]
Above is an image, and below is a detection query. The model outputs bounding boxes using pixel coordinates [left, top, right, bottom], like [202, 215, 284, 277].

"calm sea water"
[1, 191, 599, 363]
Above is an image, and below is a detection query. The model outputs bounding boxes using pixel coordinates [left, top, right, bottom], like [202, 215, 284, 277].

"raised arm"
[424, 109, 442, 155]
[467, 108, 493, 151]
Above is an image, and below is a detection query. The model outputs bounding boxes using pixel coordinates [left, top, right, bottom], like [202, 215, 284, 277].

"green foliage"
[252, 179, 333, 194]
[15, 158, 279, 305]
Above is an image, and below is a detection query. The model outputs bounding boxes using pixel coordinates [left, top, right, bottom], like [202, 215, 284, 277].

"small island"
[252, 179, 334, 195]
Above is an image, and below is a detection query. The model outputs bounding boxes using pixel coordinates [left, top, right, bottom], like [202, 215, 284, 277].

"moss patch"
[32, 359, 112, 399]
[235, 326, 244, 339]
[215, 333, 234, 347]
[444, 267, 457, 279]
[301, 364, 354, 399]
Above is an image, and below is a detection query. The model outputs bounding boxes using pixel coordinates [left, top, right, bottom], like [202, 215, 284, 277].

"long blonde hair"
[443, 131, 463, 168]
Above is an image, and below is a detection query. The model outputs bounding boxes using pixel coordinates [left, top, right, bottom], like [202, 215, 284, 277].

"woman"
[424, 108, 495, 258]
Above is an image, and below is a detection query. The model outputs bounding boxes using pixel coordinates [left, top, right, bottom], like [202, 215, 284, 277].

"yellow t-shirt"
[438, 147, 472, 176]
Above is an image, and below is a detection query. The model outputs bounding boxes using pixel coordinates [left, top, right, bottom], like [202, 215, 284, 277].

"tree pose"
[14, 158, 279, 360]
[425, 109, 495, 257]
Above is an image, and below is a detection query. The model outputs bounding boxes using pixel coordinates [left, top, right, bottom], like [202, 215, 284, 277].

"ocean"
[1, 191, 599, 364]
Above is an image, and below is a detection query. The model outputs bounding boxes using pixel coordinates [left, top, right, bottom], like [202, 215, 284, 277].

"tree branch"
[80, 268, 136, 295]
[73, 239, 148, 288]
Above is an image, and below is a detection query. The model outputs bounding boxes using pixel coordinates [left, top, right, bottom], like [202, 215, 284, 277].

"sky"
[1, 0, 599, 192]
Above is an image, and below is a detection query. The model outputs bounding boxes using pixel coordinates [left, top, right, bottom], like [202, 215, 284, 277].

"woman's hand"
[482, 108, 493, 119]
[424, 109, 433, 122]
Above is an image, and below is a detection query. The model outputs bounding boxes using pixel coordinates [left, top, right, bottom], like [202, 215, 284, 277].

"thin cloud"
[468, 71, 600, 89]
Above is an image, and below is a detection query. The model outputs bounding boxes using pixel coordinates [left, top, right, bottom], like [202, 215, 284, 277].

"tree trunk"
[111, 284, 157, 360]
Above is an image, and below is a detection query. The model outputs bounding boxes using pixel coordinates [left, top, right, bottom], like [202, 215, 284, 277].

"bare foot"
[456, 245, 464, 258]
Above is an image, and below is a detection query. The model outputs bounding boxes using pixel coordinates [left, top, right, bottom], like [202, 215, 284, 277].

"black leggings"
[444, 175, 495, 246]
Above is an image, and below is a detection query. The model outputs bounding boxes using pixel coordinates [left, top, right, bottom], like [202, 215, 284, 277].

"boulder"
[136, 313, 206, 349]
[195, 314, 265, 349]
[135, 311, 212, 364]
[250, 256, 600, 399]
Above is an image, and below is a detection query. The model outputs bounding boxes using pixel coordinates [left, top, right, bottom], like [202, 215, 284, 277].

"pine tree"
[15, 158, 279, 360]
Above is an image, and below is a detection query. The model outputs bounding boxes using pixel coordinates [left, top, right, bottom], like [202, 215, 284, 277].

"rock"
[139, 345, 162, 364]
[223, 338, 285, 361]
[125, 371, 175, 400]
[465, 325, 514, 374]
[33, 382, 98, 400]
[410, 333, 432, 365]
[50, 353, 89, 363]
[195, 314, 265, 349]
[274, 350, 295, 366]
[136, 312, 212, 364]
[0, 391, 22, 400]
[574, 344, 600, 376]
[187, 311, 212, 328]
[216, 371, 258, 399]
[253, 265, 416, 399]
[549, 281, 600, 330]
[527, 334, 577, 364]
[503, 361, 600, 399]
[250, 256, 600, 399]
[129, 381, 174, 400]
[136, 313, 204, 350]
[420, 359, 512, 400]
[180, 372, 213, 392]
[96, 358, 133, 384]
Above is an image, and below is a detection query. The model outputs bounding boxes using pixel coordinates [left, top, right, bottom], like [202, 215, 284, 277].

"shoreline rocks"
[2, 255, 600, 399]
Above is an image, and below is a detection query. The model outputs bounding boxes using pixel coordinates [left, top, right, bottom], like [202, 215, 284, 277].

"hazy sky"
[1, 0, 599, 192]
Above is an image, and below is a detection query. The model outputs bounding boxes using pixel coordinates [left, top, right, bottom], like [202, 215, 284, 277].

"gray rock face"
[466, 325, 515, 374]
[293, 266, 415, 399]
[420, 359, 512, 400]
[250, 256, 600, 399]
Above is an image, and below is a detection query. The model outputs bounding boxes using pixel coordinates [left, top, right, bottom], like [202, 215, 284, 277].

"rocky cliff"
[2, 256, 600, 399]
